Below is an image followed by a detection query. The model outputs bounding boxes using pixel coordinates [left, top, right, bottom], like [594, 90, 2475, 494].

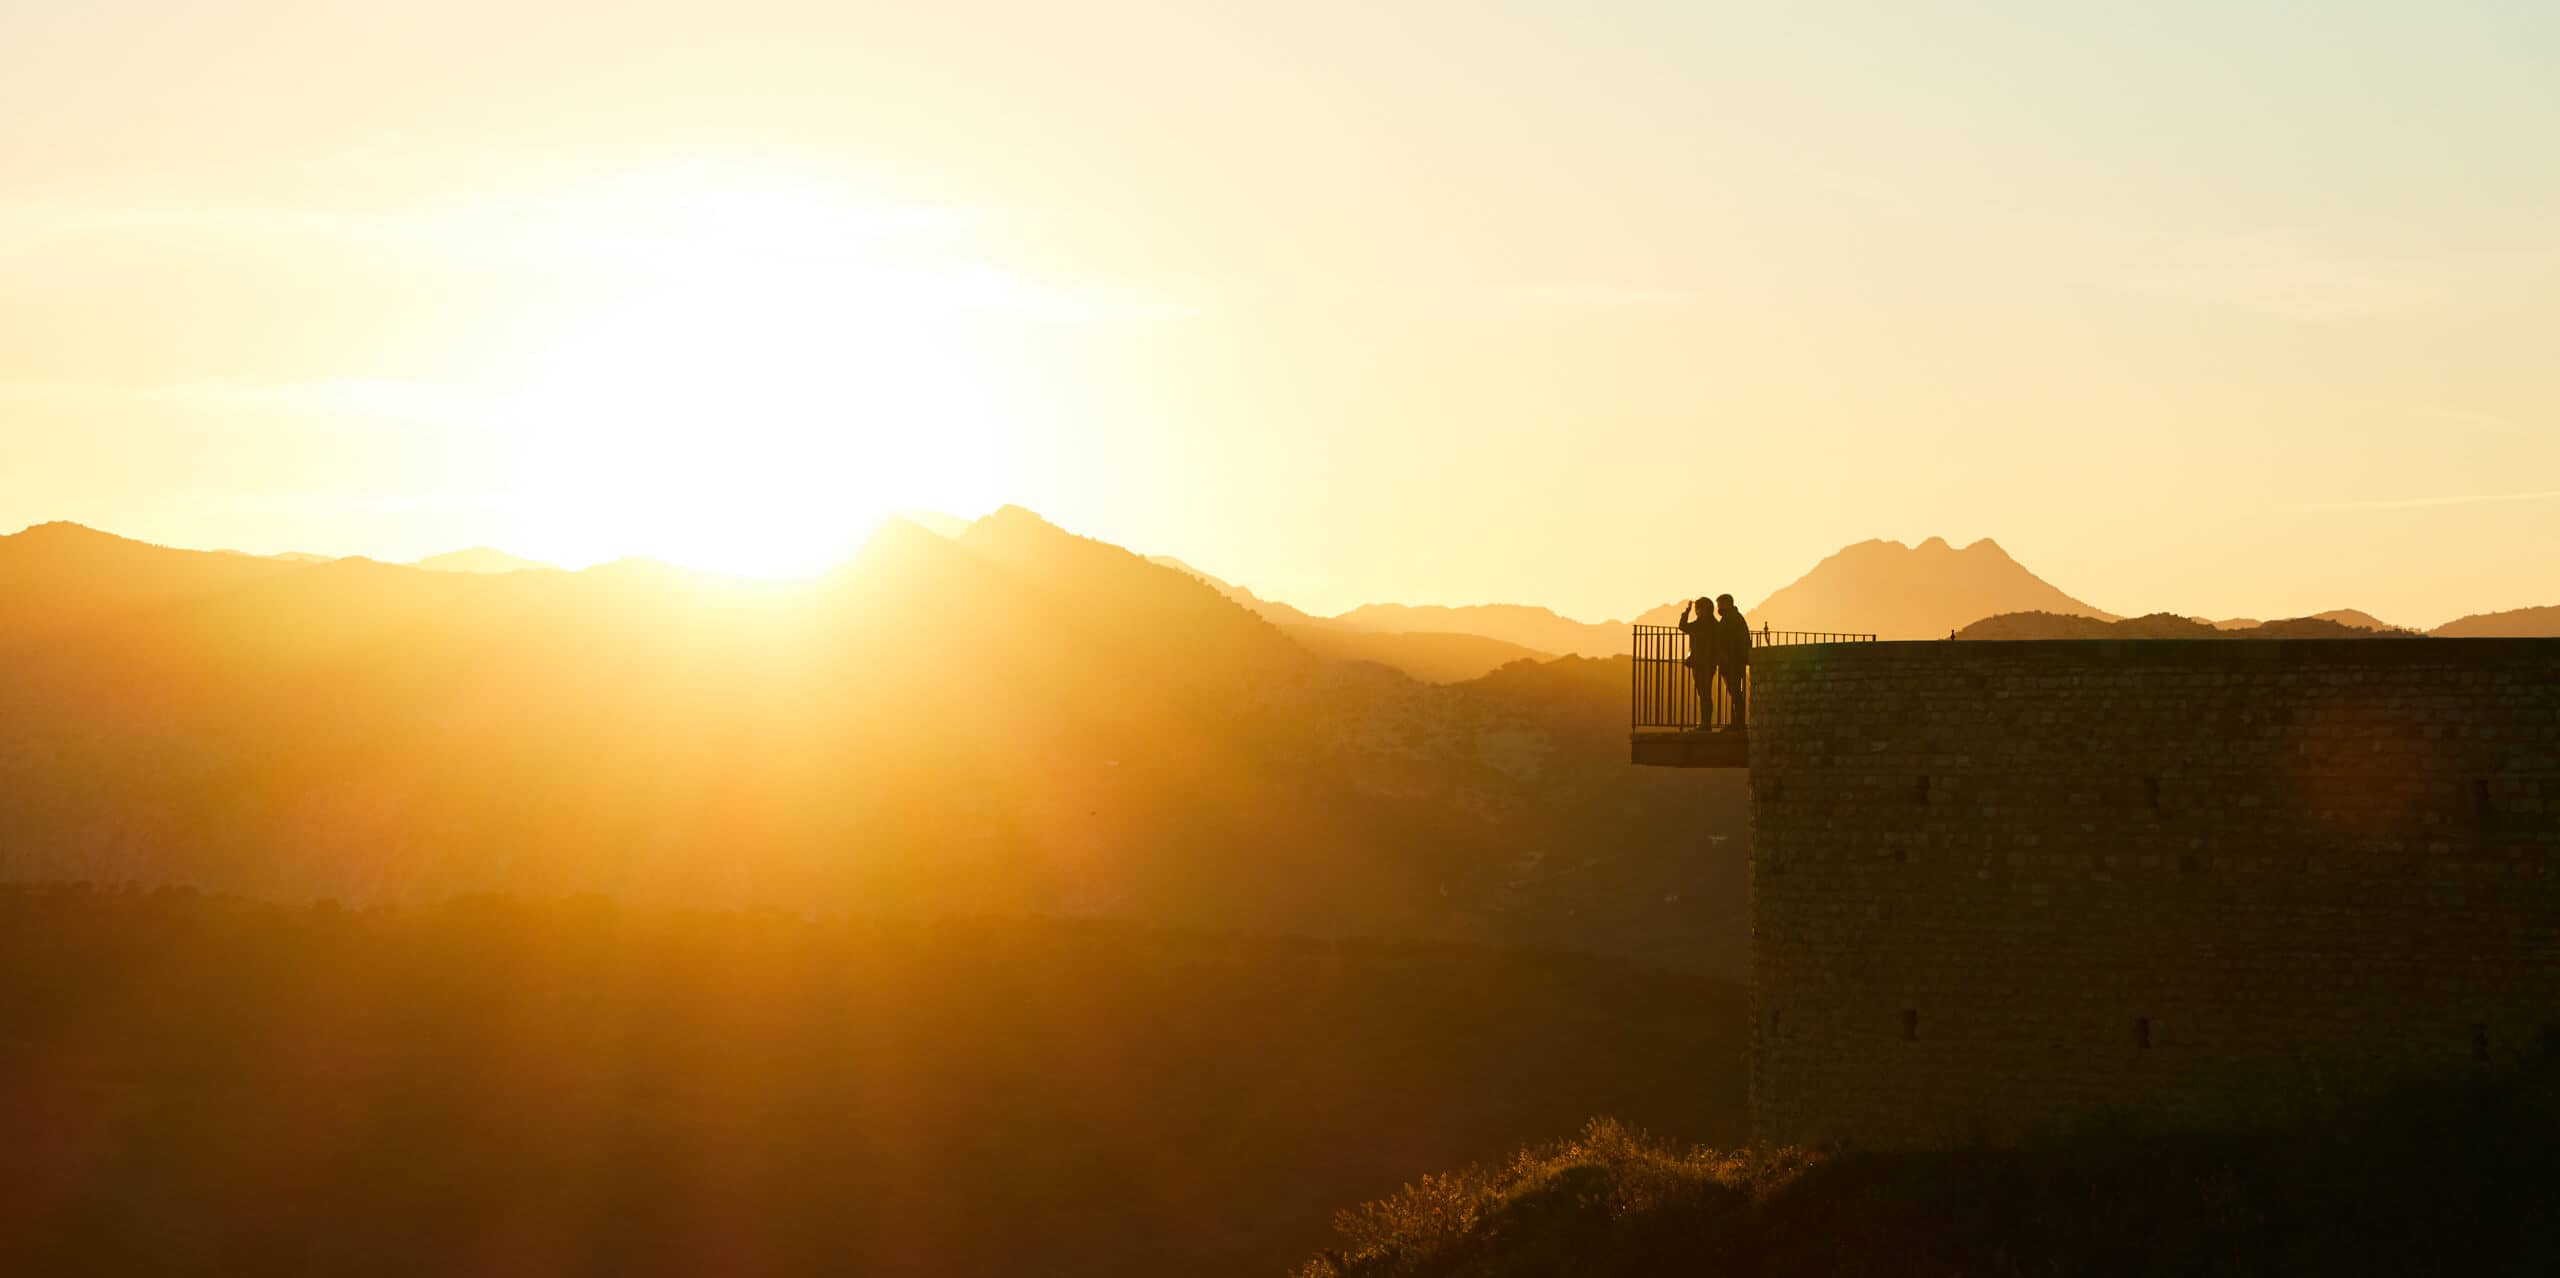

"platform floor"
[1629, 728, 1750, 769]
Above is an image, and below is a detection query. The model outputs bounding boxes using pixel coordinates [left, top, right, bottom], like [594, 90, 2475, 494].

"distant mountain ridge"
[1147, 556, 1321, 627]
[1955, 611, 2415, 641]
[413, 547, 560, 574]
[1326, 603, 1621, 659]
[2433, 605, 2560, 639]
[1279, 626, 1553, 683]
[1151, 557, 1619, 654]
[1, 522, 307, 634]
[2206, 608, 2404, 632]
[1151, 556, 1587, 680]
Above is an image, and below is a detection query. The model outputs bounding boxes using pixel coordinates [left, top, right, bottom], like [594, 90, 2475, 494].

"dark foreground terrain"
[1299, 1055, 2560, 1278]
[0, 886, 1744, 1276]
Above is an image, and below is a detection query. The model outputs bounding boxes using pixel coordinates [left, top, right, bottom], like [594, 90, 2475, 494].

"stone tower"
[1742, 638, 2560, 1148]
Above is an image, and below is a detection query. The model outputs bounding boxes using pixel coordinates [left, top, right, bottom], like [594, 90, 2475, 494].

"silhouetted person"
[1715, 594, 1750, 729]
[1678, 596, 1717, 729]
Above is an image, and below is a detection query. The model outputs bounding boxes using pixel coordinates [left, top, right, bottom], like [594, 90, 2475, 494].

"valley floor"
[0, 885, 1745, 1277]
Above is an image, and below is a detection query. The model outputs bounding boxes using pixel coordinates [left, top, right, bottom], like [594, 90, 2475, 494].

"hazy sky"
[5, 1, 2556, 627]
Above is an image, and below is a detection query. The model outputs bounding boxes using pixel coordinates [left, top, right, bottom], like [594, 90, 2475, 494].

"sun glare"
[498, 187, 1010, 577]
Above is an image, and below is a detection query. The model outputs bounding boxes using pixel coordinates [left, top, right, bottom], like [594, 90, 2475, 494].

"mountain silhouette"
[0, 521, 306, 635]
[2206, 608, 2403, 632]
[1146, 555, 1320, 626]
[2432, 604, 2560, 638]
[412, 547, 561, 574]
[1153, 558, 1572, 679]
[1279, 626, 1555, 683]
[0, 509, 1747, 974]
[1686, 536, 2114, 640]
[1954, 611, 2411, 640]
[1326, 603, 1624, 659]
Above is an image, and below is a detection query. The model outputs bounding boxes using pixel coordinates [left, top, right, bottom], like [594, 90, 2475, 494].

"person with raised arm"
[1678, 596, 1720, 729]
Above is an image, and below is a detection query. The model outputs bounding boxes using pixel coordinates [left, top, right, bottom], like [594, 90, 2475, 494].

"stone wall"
[1745, 638, 2560, 1149]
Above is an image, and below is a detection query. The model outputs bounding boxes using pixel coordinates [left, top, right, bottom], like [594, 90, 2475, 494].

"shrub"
[1300, 1120, 1816, 1278]
[1303, 1053, 2560, 1278]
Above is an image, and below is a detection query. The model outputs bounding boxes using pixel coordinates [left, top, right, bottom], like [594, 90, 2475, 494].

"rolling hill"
[1325, 603, 1625, 659]
[2433, 604, 2560, 638]
[1280, 625, 1556, 684]
[1153, 558, 1572, 680]
[0, 522, 310, 634]
[0, 511, 1750, 976]
[2209, 608, 2404, 632]
[1953, 611, 2410, 641]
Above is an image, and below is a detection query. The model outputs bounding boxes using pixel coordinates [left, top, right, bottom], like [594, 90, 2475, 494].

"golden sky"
[4, 1, 2556, 628]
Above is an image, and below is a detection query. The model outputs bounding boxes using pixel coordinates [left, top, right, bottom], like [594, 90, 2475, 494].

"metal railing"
[1632, 624, 1878, 732]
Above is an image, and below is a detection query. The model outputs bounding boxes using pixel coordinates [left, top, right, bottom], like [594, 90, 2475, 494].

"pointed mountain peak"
[1749, 534, 2113, 639]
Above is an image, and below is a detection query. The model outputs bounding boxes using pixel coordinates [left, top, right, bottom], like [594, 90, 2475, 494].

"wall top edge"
[1753, 637, 2560, 670]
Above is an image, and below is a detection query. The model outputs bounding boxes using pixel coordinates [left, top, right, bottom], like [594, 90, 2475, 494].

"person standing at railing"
[1714, 594, 1751, 730]
[1677, 596, 1718, 730]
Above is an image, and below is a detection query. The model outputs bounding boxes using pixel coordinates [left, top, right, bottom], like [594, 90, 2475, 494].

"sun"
[496, 186, 1011, 577]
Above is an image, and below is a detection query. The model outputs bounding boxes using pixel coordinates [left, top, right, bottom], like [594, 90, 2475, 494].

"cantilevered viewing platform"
[1629, 625, 1875, 768]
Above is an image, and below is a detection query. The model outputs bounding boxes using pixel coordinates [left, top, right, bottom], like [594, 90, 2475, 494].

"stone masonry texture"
[1744, 638, 2560, 1149]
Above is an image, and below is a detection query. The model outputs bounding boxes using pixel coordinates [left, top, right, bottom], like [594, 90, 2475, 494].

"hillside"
[1735, 537, 2112, 639]
[1282, 626, 1558, 684]
[1154, 560, 1581, 680]
[1955, 611, 2411, 641]
[2210, 608, 2402, 632]
[1450, 655, 1752, 974]
[1148, 554, 1322, 626]
[2434, 604, 2560, 638]
[0, 522, 311, 635]
[0, 510, 1751, 976]
[1328, 603, 1624, 659]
